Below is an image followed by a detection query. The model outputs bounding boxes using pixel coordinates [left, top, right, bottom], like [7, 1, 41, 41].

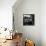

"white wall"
[0, 0, 16, 30]
[13, 0, 41, 46]
[41, 0, 46, 46]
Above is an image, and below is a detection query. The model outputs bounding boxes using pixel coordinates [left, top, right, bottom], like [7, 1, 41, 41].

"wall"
[13, 0, 41, 46]
[41, 0, 46, 46]
[0, 0, 16, 30]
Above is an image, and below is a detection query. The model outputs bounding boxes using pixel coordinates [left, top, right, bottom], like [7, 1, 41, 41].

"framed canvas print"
[23, 14, 35, 25]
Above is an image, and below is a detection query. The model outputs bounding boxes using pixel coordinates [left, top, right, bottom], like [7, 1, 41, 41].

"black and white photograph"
[23, 14, 35, 25]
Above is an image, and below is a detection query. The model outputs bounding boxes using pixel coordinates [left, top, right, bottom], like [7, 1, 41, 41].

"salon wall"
[0, 0, 16, 30]
[13, 0, 41, 46]
[41, 0, 46, 46]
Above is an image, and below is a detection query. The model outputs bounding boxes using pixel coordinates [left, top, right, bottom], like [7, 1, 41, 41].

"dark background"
[23, 14, 35, 25]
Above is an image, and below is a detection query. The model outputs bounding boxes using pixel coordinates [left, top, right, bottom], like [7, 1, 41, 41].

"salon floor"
[0, 39, 16, 46]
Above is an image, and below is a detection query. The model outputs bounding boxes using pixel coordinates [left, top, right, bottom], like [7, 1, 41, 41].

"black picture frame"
[23, 14, 35, 25]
